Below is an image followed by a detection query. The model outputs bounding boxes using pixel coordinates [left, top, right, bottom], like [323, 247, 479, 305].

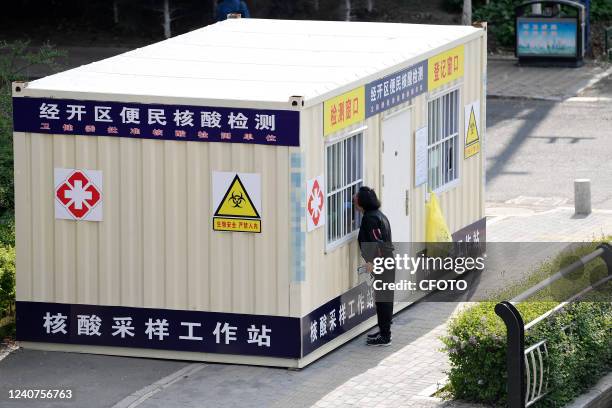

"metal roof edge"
[302, 28, 486, 109]
[15, 87, 301, 111]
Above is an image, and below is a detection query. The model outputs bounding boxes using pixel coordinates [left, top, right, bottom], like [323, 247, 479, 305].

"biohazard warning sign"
[54, 168, 103, 221]
[212, 172, 261, 233]
[464, 100, 481, 159]
[306, 176, 325, 232]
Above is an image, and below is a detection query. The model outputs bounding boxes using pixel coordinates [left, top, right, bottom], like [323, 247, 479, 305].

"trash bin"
[515, 0, 587, 66]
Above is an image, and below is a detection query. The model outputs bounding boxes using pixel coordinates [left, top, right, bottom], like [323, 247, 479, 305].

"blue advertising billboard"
[517, 18, 578, 58]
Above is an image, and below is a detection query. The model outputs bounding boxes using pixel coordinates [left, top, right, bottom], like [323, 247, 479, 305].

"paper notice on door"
[415, 126, 428, 187]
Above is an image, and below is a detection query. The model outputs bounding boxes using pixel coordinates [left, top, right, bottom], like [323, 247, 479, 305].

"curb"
[564, 371, 612, 408]
[486, 94, 565, 102]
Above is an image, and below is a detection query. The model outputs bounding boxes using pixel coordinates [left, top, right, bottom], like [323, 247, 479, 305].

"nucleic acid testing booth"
[12, 19, 487, 367]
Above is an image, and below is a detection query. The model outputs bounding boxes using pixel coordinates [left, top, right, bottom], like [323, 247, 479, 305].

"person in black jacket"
[354, 186, 395, 346]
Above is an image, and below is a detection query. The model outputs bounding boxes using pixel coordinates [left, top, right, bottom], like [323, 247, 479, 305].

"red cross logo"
[307, 179, 324, 226]
[55, 170, 101, 219]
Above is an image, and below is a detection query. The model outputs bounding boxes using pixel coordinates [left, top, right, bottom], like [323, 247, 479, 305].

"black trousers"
[374, 267, 395, 339]
[375, 301, 393, 339]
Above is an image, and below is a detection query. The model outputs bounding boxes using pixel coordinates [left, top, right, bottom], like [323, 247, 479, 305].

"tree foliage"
[0, 41, 65, 216]
[0, 41, 64, 325]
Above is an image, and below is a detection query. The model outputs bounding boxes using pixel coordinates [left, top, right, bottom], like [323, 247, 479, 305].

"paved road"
[486, 97, 612, 209]
[0, 350, 187, 408]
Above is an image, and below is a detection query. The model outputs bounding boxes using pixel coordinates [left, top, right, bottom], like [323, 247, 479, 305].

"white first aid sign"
[54, 168, 103, 221]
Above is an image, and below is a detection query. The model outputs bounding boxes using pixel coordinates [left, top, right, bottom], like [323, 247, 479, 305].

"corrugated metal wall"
[14, 132, 294, 316]
[302, 34, 486, 313]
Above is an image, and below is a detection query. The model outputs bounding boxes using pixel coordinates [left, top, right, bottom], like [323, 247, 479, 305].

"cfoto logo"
[54, 169, 103, 221]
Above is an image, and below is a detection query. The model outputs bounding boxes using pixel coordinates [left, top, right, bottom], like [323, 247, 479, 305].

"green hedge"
[442, 243, 612, 407]
[0, 244, 15, 319]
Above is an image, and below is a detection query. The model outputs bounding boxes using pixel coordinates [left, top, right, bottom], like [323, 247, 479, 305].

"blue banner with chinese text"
[13, 97, 300, 147]
[16, 301, 301, 358]
[365, 60, 428, 118]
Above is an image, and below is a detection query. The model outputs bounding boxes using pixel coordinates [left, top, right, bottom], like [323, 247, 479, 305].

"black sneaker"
[367, 331, 380, 339]
[366, 335, 392, 347]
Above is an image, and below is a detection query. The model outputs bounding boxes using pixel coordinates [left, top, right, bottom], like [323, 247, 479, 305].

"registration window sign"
[13, 97, 300, 147]
[427, 45, 464, 91]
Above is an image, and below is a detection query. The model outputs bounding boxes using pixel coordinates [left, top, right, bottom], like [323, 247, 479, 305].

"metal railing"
[495, 243, 612, 408]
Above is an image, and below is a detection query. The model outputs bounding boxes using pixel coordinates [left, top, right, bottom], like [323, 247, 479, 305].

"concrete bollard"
[574, 179, 591, 215]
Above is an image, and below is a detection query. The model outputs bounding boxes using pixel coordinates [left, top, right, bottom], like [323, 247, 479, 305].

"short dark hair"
[356, 186, 381, 211]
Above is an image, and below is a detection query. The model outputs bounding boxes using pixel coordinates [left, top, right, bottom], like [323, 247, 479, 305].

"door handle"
[405, 190, 409, 216]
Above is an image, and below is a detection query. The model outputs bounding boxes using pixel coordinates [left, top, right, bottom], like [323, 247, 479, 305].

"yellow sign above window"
[428, 45, 464, 91]
[323, 86, 365, 137]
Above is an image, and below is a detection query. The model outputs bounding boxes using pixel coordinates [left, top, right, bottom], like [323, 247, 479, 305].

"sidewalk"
[487, 58, 612, 101]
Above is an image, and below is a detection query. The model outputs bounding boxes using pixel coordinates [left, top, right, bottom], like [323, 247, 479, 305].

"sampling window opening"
[325, 132, 363, 246]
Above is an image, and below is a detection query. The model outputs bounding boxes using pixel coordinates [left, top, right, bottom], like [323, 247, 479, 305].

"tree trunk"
[212, 0, 218, 18]
[314, 0, 319, 12]
[163, 0, 172, 38]
[345, 0, 351, 21]
[367, 0, 374, 12]
[113, 0, 119, 24]
[462, 0, 472, 25]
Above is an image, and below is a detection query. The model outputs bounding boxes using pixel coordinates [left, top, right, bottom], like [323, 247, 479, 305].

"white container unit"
[13, 19, 487, 368]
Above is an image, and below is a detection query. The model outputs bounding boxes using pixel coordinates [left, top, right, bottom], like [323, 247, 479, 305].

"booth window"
[428, 89, 459, 191]
[325, 132, 363, 247]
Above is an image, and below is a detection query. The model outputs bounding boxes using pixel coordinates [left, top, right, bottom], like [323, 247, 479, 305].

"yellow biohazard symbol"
[464, 105, 481, 159]
[214, 175, 260, 219]
[466, 106, 479, 145]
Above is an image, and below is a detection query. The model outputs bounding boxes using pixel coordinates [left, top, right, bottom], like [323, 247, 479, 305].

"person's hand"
[365, 262, 374, 273]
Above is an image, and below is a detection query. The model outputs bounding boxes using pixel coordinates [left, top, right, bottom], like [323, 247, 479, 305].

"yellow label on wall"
[428, 45, 464, 91]
[323, 86, 365, 136]
[464, 100, 481, 159]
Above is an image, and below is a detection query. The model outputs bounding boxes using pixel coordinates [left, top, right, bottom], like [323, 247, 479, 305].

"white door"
[381, 109, 411, 243]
